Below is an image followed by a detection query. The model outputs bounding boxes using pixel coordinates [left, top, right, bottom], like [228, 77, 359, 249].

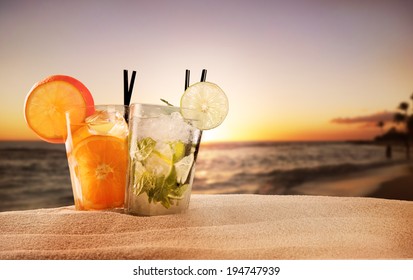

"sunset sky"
[1, 0, 412, 142]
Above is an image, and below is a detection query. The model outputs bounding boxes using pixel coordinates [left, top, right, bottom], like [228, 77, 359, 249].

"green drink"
[125, 104, 202, 215]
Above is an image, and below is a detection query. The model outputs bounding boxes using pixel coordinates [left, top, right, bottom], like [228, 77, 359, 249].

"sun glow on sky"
[1, 0, 413, 142]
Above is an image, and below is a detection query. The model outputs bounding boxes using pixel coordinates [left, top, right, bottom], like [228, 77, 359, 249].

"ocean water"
[194, 141, 407, 194]
[0, 141, 407, 211]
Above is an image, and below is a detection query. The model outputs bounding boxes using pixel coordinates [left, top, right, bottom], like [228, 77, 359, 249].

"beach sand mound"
[0, 194, 412, 259]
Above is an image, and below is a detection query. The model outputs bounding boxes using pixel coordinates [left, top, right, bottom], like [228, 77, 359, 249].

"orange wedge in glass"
[73, 135, 127, 210]
[71, 125, 94, 146]
[24, 75, 94, 143]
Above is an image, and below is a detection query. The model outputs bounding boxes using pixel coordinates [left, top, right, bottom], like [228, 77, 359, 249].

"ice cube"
[86, 110, 128, 139]
[136, 111, 195, 143]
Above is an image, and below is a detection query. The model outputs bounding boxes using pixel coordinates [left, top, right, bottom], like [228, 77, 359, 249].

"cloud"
[331, 111, 395, 126]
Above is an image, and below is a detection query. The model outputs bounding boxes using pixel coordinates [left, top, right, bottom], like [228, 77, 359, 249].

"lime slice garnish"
[171, 141, 186, 162]
[180, 82, 228, 130]
[174, 153, 194, 184]
[153, 142, 174, 163]
[145, 142, 173, 177]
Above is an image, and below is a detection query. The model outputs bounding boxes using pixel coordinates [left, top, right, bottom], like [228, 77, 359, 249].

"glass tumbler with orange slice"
[65, 105, 129, 210]
[24, 75, 129, 210]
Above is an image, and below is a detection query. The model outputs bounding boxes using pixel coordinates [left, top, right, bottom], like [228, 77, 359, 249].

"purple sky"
[1, 0, 413, 141]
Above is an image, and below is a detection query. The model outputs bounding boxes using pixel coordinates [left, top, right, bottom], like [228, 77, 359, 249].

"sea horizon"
[1, 140, 411, 212]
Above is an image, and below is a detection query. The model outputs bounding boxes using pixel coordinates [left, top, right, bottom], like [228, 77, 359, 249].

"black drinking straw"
[123, 69, 136, 122]
[185, 69, 190, 90]
[124, 69, 136, 106]
[200, 69, 207, 82]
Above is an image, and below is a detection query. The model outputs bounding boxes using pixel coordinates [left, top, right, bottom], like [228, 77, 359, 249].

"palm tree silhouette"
[377, 121, 385, 134]
[399, 101, 409, 113]
[394, 112, 406, 123]
[395, 101, 411, 159]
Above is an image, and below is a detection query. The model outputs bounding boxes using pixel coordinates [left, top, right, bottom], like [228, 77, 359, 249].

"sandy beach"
[287, 163, 413, 201]
[1, 194, 412, 260]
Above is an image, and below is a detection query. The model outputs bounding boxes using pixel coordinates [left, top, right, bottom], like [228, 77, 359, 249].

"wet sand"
[287, 163, 413, 201]
[370, 174, 413, 201]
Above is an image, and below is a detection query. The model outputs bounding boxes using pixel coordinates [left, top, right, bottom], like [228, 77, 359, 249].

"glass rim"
[65, 104, 128, 110]
[64, 104, 128, 116]
[129, 103, 201, 122]
[129, 103, 179, 109]
[129, 103, 205, 111]
[65, 104, 128, 126]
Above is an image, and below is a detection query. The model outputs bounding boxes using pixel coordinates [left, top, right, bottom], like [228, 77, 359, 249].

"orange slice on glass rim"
[24, 75, 94, 143]
[72, 135, 127, 210]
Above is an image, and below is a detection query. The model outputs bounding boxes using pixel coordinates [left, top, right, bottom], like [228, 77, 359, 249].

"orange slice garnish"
[24, 75, 94, 143]
[72, 135, 127, 210]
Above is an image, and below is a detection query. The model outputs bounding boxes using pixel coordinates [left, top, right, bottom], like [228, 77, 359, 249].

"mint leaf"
[136, 137, 156, 161]
[134, 165, 189, 209]
[131, 138, 193, 209]
[168, 184, 189, 200]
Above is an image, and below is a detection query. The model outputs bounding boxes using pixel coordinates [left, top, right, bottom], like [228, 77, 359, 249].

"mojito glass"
[65, 105, 129, 210]
[125, 103, 202, 216]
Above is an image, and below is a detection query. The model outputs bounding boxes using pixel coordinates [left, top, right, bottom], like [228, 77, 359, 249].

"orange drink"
[65, 105, 128, 210]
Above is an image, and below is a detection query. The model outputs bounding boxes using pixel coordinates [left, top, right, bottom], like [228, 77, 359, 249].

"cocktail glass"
[65, 105, 129, 210]
[124, 103, 202, 216]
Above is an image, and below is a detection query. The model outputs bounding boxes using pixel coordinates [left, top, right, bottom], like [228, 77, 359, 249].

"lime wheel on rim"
[180, 82, 228, 130]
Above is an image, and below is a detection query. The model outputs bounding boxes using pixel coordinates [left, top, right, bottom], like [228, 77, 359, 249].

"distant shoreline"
[2, 139, 412, 151]
[286, 162, 413, 202]
[370, 173, 413, 201]
[0, 139, 387, 145]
